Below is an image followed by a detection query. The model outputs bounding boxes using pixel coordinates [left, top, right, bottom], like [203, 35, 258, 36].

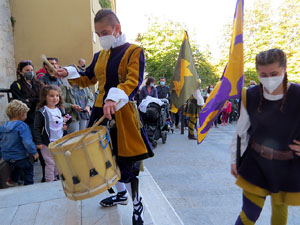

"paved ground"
[144, 123, 300, 225]
[5, 122, 300, 225]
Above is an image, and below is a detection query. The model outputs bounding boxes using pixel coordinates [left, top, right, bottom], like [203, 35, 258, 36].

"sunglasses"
[20, 60, 32, 64]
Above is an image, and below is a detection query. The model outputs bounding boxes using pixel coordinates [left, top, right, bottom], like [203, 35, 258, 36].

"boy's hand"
[33, 153, 39, 160]
[103, 100, 116, 120]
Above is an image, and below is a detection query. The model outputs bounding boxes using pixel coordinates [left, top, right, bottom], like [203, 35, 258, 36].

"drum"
[48, 125, 120, 201]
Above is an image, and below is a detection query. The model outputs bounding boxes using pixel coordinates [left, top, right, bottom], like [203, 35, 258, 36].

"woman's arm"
[230, 102, 250, 177]
[85, 87, 95, 108]
[61, 85, 73, 112]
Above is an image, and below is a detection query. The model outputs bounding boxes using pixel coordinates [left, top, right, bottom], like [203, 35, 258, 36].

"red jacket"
[36, 68, 46, 79]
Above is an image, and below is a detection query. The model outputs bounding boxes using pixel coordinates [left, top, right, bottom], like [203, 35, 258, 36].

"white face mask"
[99, 35, 116, 51]
[259, 74, 284, 94]
[99, 27, 117, 50]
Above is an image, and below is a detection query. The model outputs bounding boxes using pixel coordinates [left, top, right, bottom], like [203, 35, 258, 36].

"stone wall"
[0, 0, 16, 124]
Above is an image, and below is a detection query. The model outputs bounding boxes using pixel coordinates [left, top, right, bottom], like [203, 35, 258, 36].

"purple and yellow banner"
[197, 0, 244, 144]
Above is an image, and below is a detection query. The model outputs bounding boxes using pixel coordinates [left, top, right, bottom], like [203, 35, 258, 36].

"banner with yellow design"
[170, 31, 200, 113]
[197, 0, 244, 144]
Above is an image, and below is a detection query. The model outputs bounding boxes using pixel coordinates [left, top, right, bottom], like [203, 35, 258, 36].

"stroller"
[140, 98, 172, 148]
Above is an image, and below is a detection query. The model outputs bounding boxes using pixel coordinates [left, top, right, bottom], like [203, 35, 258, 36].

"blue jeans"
[7, 158, 34, 185]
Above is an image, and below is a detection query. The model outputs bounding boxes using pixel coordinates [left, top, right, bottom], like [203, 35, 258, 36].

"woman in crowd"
[61, 72, 94, 134]
[10, 60, 43, 129]
[139, 77, 158, 101]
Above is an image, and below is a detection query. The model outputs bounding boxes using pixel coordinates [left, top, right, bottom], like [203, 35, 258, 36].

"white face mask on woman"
[259, 74, 285, 94]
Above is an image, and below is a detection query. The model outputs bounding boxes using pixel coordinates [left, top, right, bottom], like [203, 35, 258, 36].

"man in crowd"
[38, 57, 62, 86]
[77, 58, 86, 72]
[156, 77, 170, 100]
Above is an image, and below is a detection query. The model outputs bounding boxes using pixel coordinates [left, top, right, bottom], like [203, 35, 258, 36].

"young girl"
[33, 85, 65, 182]
[230, 49, 300, 224]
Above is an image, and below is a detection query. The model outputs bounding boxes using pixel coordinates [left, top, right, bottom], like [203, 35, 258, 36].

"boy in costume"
[58, 9, 152, 225]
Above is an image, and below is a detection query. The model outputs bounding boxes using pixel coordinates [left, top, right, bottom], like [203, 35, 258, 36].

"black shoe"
[41, 177, 46, 183]
[132, 198, 144, 225]
[99, 191, 128, 207]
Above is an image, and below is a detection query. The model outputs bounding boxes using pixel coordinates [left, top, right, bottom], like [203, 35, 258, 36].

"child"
[0, 100, 39, 186]
[221, 100, 231, 126]
[33, 85, 66, 182]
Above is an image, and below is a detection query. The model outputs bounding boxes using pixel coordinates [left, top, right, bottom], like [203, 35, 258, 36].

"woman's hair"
[94, 9, 120, 26]
[146, 77, 155, 86]
[17, 60, 34, 76]
[38, 85, 64, 109]
[255, 48, 288, 112]
[6, 100, 29, 119]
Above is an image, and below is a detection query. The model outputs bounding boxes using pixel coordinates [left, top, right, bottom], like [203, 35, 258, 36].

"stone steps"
[0, 167, 183, 225]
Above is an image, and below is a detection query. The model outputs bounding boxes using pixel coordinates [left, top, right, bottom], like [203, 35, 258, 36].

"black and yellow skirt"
[184, 97, 201, 118]
[236, 147, 300, 206]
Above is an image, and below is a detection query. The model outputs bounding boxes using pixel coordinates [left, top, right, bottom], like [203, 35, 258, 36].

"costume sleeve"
[19, 123, 37, 155]
[117, 47, 145, 98]
[230, 103, 251, 164]
[105, 87, 129, 111]
[65, 52, 100, 88]
[33, 111, 45, 145]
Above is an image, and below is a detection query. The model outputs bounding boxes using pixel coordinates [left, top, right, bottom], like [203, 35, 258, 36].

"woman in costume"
[184, 81, 204, 140]
[57, 9, 153, 225]
[230, 48, 300, 225]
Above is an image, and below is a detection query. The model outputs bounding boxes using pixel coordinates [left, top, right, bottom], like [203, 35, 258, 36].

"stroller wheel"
[152, 140, 157, 148]
[162, 132, 167, 144]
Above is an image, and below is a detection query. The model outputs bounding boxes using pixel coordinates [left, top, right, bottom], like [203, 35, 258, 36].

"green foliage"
[244, 70, 259, 86]
[218, 0, 300, 84]
[99, 0, 112, 9]
[136, 19, 218, 88]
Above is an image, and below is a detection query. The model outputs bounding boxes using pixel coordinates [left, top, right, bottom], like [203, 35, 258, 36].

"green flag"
[170, 31, 199, 113]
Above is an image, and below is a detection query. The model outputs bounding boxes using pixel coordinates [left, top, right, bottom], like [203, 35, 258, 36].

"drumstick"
[41, 54, 57, 73]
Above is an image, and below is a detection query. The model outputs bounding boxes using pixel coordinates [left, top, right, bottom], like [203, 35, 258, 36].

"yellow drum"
[48, 124, 120, 201]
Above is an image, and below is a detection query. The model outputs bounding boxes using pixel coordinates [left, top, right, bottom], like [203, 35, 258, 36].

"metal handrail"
[0, 88, 13, 102]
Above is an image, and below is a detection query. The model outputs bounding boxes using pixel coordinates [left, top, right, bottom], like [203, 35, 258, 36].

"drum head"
[54, 131, 98, 147]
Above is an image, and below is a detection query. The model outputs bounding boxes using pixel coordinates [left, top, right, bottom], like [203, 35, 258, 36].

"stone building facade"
[0, 0, 16, 124]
